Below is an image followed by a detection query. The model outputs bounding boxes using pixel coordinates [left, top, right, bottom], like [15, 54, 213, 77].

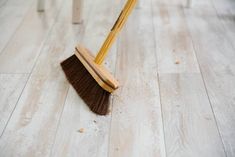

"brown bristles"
[61, 55, 110, 115]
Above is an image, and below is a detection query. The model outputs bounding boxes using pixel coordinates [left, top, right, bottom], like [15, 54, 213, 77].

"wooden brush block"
[75, 44, 119, 93]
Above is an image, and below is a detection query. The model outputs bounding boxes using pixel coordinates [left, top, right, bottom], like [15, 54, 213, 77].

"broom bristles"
[61, 55, 110, 115]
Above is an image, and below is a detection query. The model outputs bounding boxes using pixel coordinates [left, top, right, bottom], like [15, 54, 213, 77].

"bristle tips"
[61, 55, 111, 115]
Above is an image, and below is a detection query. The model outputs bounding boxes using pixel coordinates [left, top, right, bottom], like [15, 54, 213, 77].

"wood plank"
[152, 5, 200, 74]
[50, 0, 120, 156]
[184, 7, 235, 73]
[0, 0, 83, 156]
[0, 0, 63, 73]
[0, 74, 28, 135]
[153, 0, 187, 7]
[202, 73, 235, 157]
[184, 5, 235, 157]
[159, 74, 226, 157]
[188, 0, 211, 8]
[212, 0, 235, 49]
[72, 0, 83, 24]
[108, 1, 166, 156]
[152, 4, 226, 157]
[0, 0, 33, 53]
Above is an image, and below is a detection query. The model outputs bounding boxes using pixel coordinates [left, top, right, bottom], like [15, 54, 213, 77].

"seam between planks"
[107, 37, 119, 157]
[48, 0, 104, 155]
[0, 0, 35, 55]
[209, 0, 235, 51]
[107, 3, 123, 156]
[49, 86, 70, 157]
[0, 0, 65, 138]
[17, 0, 65, 74]
[0, 73, 30, 137]
[183, 6, 228, 157]
[150, 1, 167, 157]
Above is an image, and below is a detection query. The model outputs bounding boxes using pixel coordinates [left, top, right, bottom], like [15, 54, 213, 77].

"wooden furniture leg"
[37, 0, 45, 12]
[186, 0, 191, 8]
[72, 0, 83, 24]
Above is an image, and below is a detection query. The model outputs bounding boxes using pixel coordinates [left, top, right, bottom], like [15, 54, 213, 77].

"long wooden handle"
[94, 0, 137, 65]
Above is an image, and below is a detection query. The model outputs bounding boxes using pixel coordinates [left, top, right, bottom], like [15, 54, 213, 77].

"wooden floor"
[0, 0, 235, 156]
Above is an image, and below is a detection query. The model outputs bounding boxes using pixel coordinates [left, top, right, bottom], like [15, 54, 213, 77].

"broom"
[61, 0, 137, 115]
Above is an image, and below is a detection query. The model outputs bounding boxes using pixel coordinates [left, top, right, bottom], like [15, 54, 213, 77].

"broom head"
[61, 44, 119, 115]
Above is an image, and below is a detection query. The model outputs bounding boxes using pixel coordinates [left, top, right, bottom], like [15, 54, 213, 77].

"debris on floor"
[175, 60, 180, 64]
[78, 128, 85, 133]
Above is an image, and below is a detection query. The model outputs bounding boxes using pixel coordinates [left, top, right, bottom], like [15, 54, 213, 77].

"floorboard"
[185, 3, 235, 157]
[108, 0, 166, 156]
[0, 74, 28, 135]
[212, 0, 235, 50]
[152, 5, 200, 73]
[0, 0, 63, 73]
[50, 0, 119, 156]
[0, 0, 33, 53]
[0, 0, 234, 156]
[159, 74, 226, 157]
[0, 0, 78, 156]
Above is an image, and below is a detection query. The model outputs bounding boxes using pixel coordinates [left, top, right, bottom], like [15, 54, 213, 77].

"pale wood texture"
[109, 0, 166, 156]
[212, 0, 235, 49]
[185, 1, 235, 156]
[0, 74, 28, 135]
[154, 0, 187, 7]
[0, 0, 80, 156]
[72, 0, 83, 24]
[152, 5, 200, 73]
[159, 74, 226, 157]
[0, 0, 63, 73]
[0, 0, 33, 53]
[152, 3, 227, 157]
[0, 0, 235, 156]
[50, 0, 118, 156]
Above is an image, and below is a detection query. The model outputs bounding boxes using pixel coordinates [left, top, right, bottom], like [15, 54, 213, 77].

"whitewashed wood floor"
[0, 0, 235, 156]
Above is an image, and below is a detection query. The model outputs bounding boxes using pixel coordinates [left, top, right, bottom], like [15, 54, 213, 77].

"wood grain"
[109, 0, 166, 156]
[0, 0, 33, 53]
[0, 0, 234, 156]
[159, 74, 226, 157]
[0, 0, 63, 73]
[185, 4, 235, 157]
[212, 0, 235, 49]
[0, 0, 81, 156]
[154, 0, 187, 7]
[152, 5, 200, 74]
[0, 74, 28, 135]
[184, 7, 235, 73]
[50, 0, 119, 156]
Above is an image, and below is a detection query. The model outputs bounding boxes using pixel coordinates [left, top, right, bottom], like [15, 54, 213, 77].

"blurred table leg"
[72, 0, 83, 24]
[37, 0, 45, 12]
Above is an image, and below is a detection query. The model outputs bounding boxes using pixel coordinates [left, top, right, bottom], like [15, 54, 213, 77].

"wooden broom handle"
[94, 0, 137, 65]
